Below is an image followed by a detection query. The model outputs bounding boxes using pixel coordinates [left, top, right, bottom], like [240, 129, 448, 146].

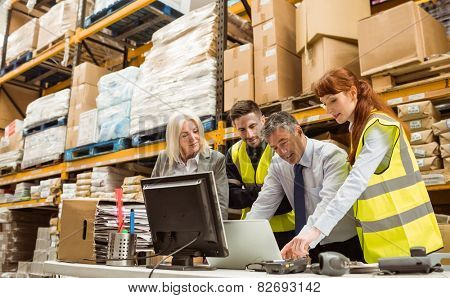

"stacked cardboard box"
[252, 0, 300, 105]
[122, 176, 147, 201]
[76, 172, 93, 198]
[13, 183, 35, 202]
[39, 178, 61, 200]
[296, 0, 369, 93]
[358, 1, 448, 76]
[30, 227, 54, 277]
[224, 44, 255, 111]
[0, 210, 51, 273]
[66, 62, 110, 149]
[399, 101, 448, 184]
[0, 120, 24, 171]
[433, 118, 450, 178]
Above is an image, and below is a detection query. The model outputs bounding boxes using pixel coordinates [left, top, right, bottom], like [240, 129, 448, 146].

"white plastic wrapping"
[39, 178, 61, 198]
[93, 0, 117, 14]
[0, 150, 22, 169]
[6, 18, 39, 62]
[22, 126, 66, 169]
[130, 3, 217, 134]
[23, 89, 70, 129]
[37, 0, 78, 49]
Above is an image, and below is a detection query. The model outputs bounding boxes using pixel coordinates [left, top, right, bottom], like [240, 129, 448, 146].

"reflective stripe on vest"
[354, 113, 443, 263]
[231, 140, 295, 232]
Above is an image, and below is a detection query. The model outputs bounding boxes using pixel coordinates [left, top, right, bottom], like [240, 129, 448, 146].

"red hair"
[313, 68, 408, 165]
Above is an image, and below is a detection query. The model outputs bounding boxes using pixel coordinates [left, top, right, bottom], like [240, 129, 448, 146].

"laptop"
[207, 220, 282, 270]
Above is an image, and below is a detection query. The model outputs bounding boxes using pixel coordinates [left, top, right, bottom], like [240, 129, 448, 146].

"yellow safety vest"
[231, 140, 295, 232]
[353, 112, 443, 263]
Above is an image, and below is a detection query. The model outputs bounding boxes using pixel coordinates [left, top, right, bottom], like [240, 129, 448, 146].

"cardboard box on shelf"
[77, 109, 98, 147]
[253, 12, 296, 54]
[358, 1, 448, 76]
[440, 132, 450, 145]
[254, 45, 301, 105]
[224, 74, 255, 112]
[252, 0, 296, 28]
[296, 0, 370, 54]
[411, 142, 440, 158]
[432, 119, 450, 136]
[407, 116, 438, 133]
[371, 75, 395, 93]
[72, 62, 111, 87]
[417, 156, 443, 171]
[65, 126, 79, 150]
[410, 129, 434, 145]
[0, 120, 24, 154]
[6, 18, 39, 62]
[301, 37, 360, 93]
[67, 84, 99, 128]
[421, 169, 450, 186]
[224, 44, 254, 81]
[438, 224, 450, 264]
[397, 101, 440, 122]
[445, 158, 450, 170]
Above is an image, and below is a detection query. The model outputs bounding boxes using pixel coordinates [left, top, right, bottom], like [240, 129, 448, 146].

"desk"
[43, 261, 450, 278]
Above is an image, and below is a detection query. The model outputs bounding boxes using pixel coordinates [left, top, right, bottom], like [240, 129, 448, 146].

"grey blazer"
[151, 148, 229, 220]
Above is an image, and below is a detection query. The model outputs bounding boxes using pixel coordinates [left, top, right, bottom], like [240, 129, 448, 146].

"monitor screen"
[141, 171, 228, 269]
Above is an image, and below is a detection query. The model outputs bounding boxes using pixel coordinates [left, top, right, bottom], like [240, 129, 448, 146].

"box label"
[417, 159, 424, 167]
[411, 132, 422, 142]
[263, 21, 273, 31]
[410, 120, 422, 129]
[407, 105, 420, 114]
[413, 149, 426, 158]
[408, 93, 426, 102]
[238, 74, 249, 82]
[265, 74, 277, 83]
[387, 97, 403, 106]
[265, 48, 276, 57]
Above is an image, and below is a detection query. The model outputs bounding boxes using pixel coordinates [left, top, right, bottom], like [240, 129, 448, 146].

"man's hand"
[281, 227, 322, 259]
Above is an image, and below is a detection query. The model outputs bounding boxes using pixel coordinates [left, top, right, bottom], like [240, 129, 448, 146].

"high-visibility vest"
[353, 112, 443, 263]
[231, 140, 295, 232]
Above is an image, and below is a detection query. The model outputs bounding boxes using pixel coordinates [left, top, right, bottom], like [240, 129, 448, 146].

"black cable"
[148, 233, 200, 278]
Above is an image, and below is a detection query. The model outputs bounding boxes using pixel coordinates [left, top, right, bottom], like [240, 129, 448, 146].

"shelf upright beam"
[1, 7, 12, 69]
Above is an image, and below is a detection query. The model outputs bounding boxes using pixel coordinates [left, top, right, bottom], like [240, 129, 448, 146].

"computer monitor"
[141, 171, 229, 270]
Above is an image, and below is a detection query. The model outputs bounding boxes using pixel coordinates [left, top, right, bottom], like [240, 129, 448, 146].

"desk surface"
[43, 261, 450, 278]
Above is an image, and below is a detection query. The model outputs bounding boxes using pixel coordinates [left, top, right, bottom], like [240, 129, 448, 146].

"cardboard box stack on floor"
[398, 100, 449, 184]
[224, 44, 255, 111]
[252, 0, 300, 105]
[76, 172, 93, 198]
[0, 210, 51, 274]
[29, 227, 55, 277]
[66, 62, 111, 149]
[358, 1, 448, 77]
[122, 176, 147, 201]
[297, 0, 370, 93]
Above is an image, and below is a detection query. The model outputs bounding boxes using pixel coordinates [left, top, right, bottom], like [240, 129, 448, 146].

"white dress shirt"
[246, 137, 357, 247]
[313, 122, 395, 240]
[173, 154, 200, 175]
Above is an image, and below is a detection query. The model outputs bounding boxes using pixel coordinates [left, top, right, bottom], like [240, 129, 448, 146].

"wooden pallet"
[23, 117, 67, 137]
[0, 163, 20, 176]
[5, 48, 35, 65]
[22, 155, 63, 170]
[0, 51, 33, 76]
[370, 54, 450, 93]
[34, 31, 74, 56]
[258, 93, 321, 116]
[64, 138, 131, 161]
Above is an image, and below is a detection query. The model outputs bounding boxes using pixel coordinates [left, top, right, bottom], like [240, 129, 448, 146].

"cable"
[148, 233, 200, 278]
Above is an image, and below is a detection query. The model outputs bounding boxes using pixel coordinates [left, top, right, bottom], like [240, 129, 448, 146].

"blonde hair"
[165, 111, 210, 167]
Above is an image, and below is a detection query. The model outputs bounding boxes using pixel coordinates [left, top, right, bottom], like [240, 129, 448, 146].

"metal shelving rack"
[0, 0, 228, 209]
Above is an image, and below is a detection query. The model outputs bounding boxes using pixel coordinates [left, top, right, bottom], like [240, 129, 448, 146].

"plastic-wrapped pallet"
[22, 126, 66, 169]
[95, 67, 139, 142]
[76, 172, 92, 197]
[61, 183, 77, 200]
[39, 178, 61, 199]
[6, 18, 39, 62]
[30, 186, 41, 200]
[14, 183, 35, 199]
[37, 0, 78, 50]
[0, 150, 22, 170]
[23, 89, 70, 130]
[93, 0, 117, 14]
[130, 3, 217, 135]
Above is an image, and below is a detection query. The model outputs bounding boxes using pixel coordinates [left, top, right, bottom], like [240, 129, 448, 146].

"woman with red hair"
[287, 68, 443, 263]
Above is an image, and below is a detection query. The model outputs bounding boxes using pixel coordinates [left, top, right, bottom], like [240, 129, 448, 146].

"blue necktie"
[294, 164, 307, 235]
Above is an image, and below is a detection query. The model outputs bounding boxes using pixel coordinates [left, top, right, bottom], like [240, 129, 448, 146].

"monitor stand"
[147, 255, 217, 271]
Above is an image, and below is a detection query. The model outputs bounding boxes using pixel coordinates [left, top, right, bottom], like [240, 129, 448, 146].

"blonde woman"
[151, 111, 229, 220]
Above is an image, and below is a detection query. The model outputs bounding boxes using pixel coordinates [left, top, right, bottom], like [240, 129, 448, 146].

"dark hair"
[262, 111, 299, 139]
[229, 100, 262, 122]
[313, 68, 408, 165]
